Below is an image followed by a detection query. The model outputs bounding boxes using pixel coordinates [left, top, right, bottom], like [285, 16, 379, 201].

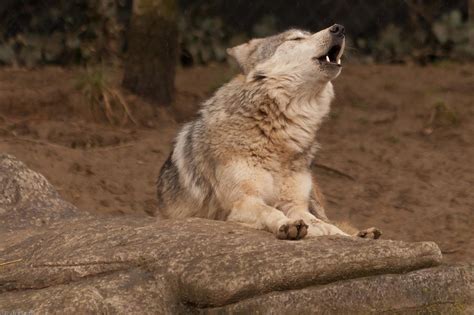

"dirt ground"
[0, 63, 473, 263]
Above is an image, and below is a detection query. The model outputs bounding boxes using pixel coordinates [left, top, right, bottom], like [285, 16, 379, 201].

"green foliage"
[252, 15, 278, 38]
[179, 16, 228, 64]
[178, 9, 473, 65]
[0, 0, 124, 66]
[178, 13, 280, 66]
[0, 1, 471, 67]
[373, 24, 411, 62]
[76, 66, 110, 106]
[432, 11, 474, 59]
[366, 10, 474, 63]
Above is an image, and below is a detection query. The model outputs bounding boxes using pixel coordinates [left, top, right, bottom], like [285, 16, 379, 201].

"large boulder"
[0, 153, 89, 251]
[0, 153, 85, 232]
[0, 154, 473, 314]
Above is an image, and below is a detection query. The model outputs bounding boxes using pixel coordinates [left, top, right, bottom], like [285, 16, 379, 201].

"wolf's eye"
[289, 37, 305, 41]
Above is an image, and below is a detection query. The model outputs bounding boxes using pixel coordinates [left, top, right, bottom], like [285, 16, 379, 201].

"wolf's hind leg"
[328, 221, 382, 239]
[356, 227, 382, 239]
[288, 211, 381, 239]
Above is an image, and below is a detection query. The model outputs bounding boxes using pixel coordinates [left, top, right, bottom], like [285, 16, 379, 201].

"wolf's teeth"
[326, 55, 330, 62]
[337, 59, 341, 65]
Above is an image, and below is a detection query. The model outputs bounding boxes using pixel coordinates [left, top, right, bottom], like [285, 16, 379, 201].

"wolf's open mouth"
[316, 43, 344, 66]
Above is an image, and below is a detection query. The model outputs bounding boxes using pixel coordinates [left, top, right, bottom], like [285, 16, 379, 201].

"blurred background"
[0, 1, 473, 262]
[1, 0, 473, 66]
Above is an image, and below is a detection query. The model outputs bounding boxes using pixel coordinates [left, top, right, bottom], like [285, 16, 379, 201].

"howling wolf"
[155, 24, 380, 240]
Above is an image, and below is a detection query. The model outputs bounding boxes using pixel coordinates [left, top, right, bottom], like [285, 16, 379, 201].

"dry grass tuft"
[423, 101, 460, 135]
[76, 67, 137, 125]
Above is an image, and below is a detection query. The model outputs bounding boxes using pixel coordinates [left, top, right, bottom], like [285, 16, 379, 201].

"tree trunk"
[469, 0, 473, 55]
[122, 0, 178, 106]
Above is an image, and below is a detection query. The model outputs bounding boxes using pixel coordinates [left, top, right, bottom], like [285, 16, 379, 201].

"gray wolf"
[155, 24, 381, 240]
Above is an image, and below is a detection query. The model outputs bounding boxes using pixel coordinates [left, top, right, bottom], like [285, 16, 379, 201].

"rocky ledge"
[0, 154, 472, 314]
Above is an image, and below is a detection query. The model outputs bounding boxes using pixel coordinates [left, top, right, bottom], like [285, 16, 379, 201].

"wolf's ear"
[226, 39, 261, 74]
[226, 43, 251, 73]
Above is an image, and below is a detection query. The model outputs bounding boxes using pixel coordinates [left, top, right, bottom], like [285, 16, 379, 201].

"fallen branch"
[102, 90, 115, 124]
[312, 162, 355, 181]
[441, 248, 461, 254]
[0, 135, 72, 150]
[0, 258, 23, 267]
[0, 135, 139, 152]
[108, 88, 138, 125]
[87, 142, 137, 151]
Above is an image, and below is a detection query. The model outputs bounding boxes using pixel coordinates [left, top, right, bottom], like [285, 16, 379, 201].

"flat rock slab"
[0, 217, 472, 314]
[0, 154, 473, 314]
[205, 264, 474, 314]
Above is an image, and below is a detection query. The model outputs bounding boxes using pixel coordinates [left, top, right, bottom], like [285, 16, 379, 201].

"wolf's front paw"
[357, 227, 382, 239]
[276, 219, 308, 240]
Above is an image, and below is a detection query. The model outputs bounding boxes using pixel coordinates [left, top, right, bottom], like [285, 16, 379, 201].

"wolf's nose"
[329, 24, 345, 37]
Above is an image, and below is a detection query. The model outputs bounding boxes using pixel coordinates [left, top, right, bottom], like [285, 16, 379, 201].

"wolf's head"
[227, 25, 345, 86]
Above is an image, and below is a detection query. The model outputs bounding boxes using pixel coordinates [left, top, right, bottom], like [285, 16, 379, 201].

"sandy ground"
[0, 63, 473, 263]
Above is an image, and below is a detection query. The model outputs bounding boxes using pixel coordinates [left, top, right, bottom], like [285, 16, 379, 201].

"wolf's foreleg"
[227, 197, 308, 240]
[216, 162, 308, 240]
[278, 171, 349, 237]
[286, 209, 349, 237]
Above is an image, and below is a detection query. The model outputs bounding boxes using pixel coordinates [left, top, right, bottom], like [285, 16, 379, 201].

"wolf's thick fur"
[156, 26, 380, 240]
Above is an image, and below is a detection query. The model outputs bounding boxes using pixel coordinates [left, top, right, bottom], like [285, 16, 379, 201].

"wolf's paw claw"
[277, 219, 308, 240]
[357, 227, 382, 239]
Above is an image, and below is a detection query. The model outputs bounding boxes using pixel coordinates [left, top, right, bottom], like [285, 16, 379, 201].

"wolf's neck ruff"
[220, 75, 334, 155]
